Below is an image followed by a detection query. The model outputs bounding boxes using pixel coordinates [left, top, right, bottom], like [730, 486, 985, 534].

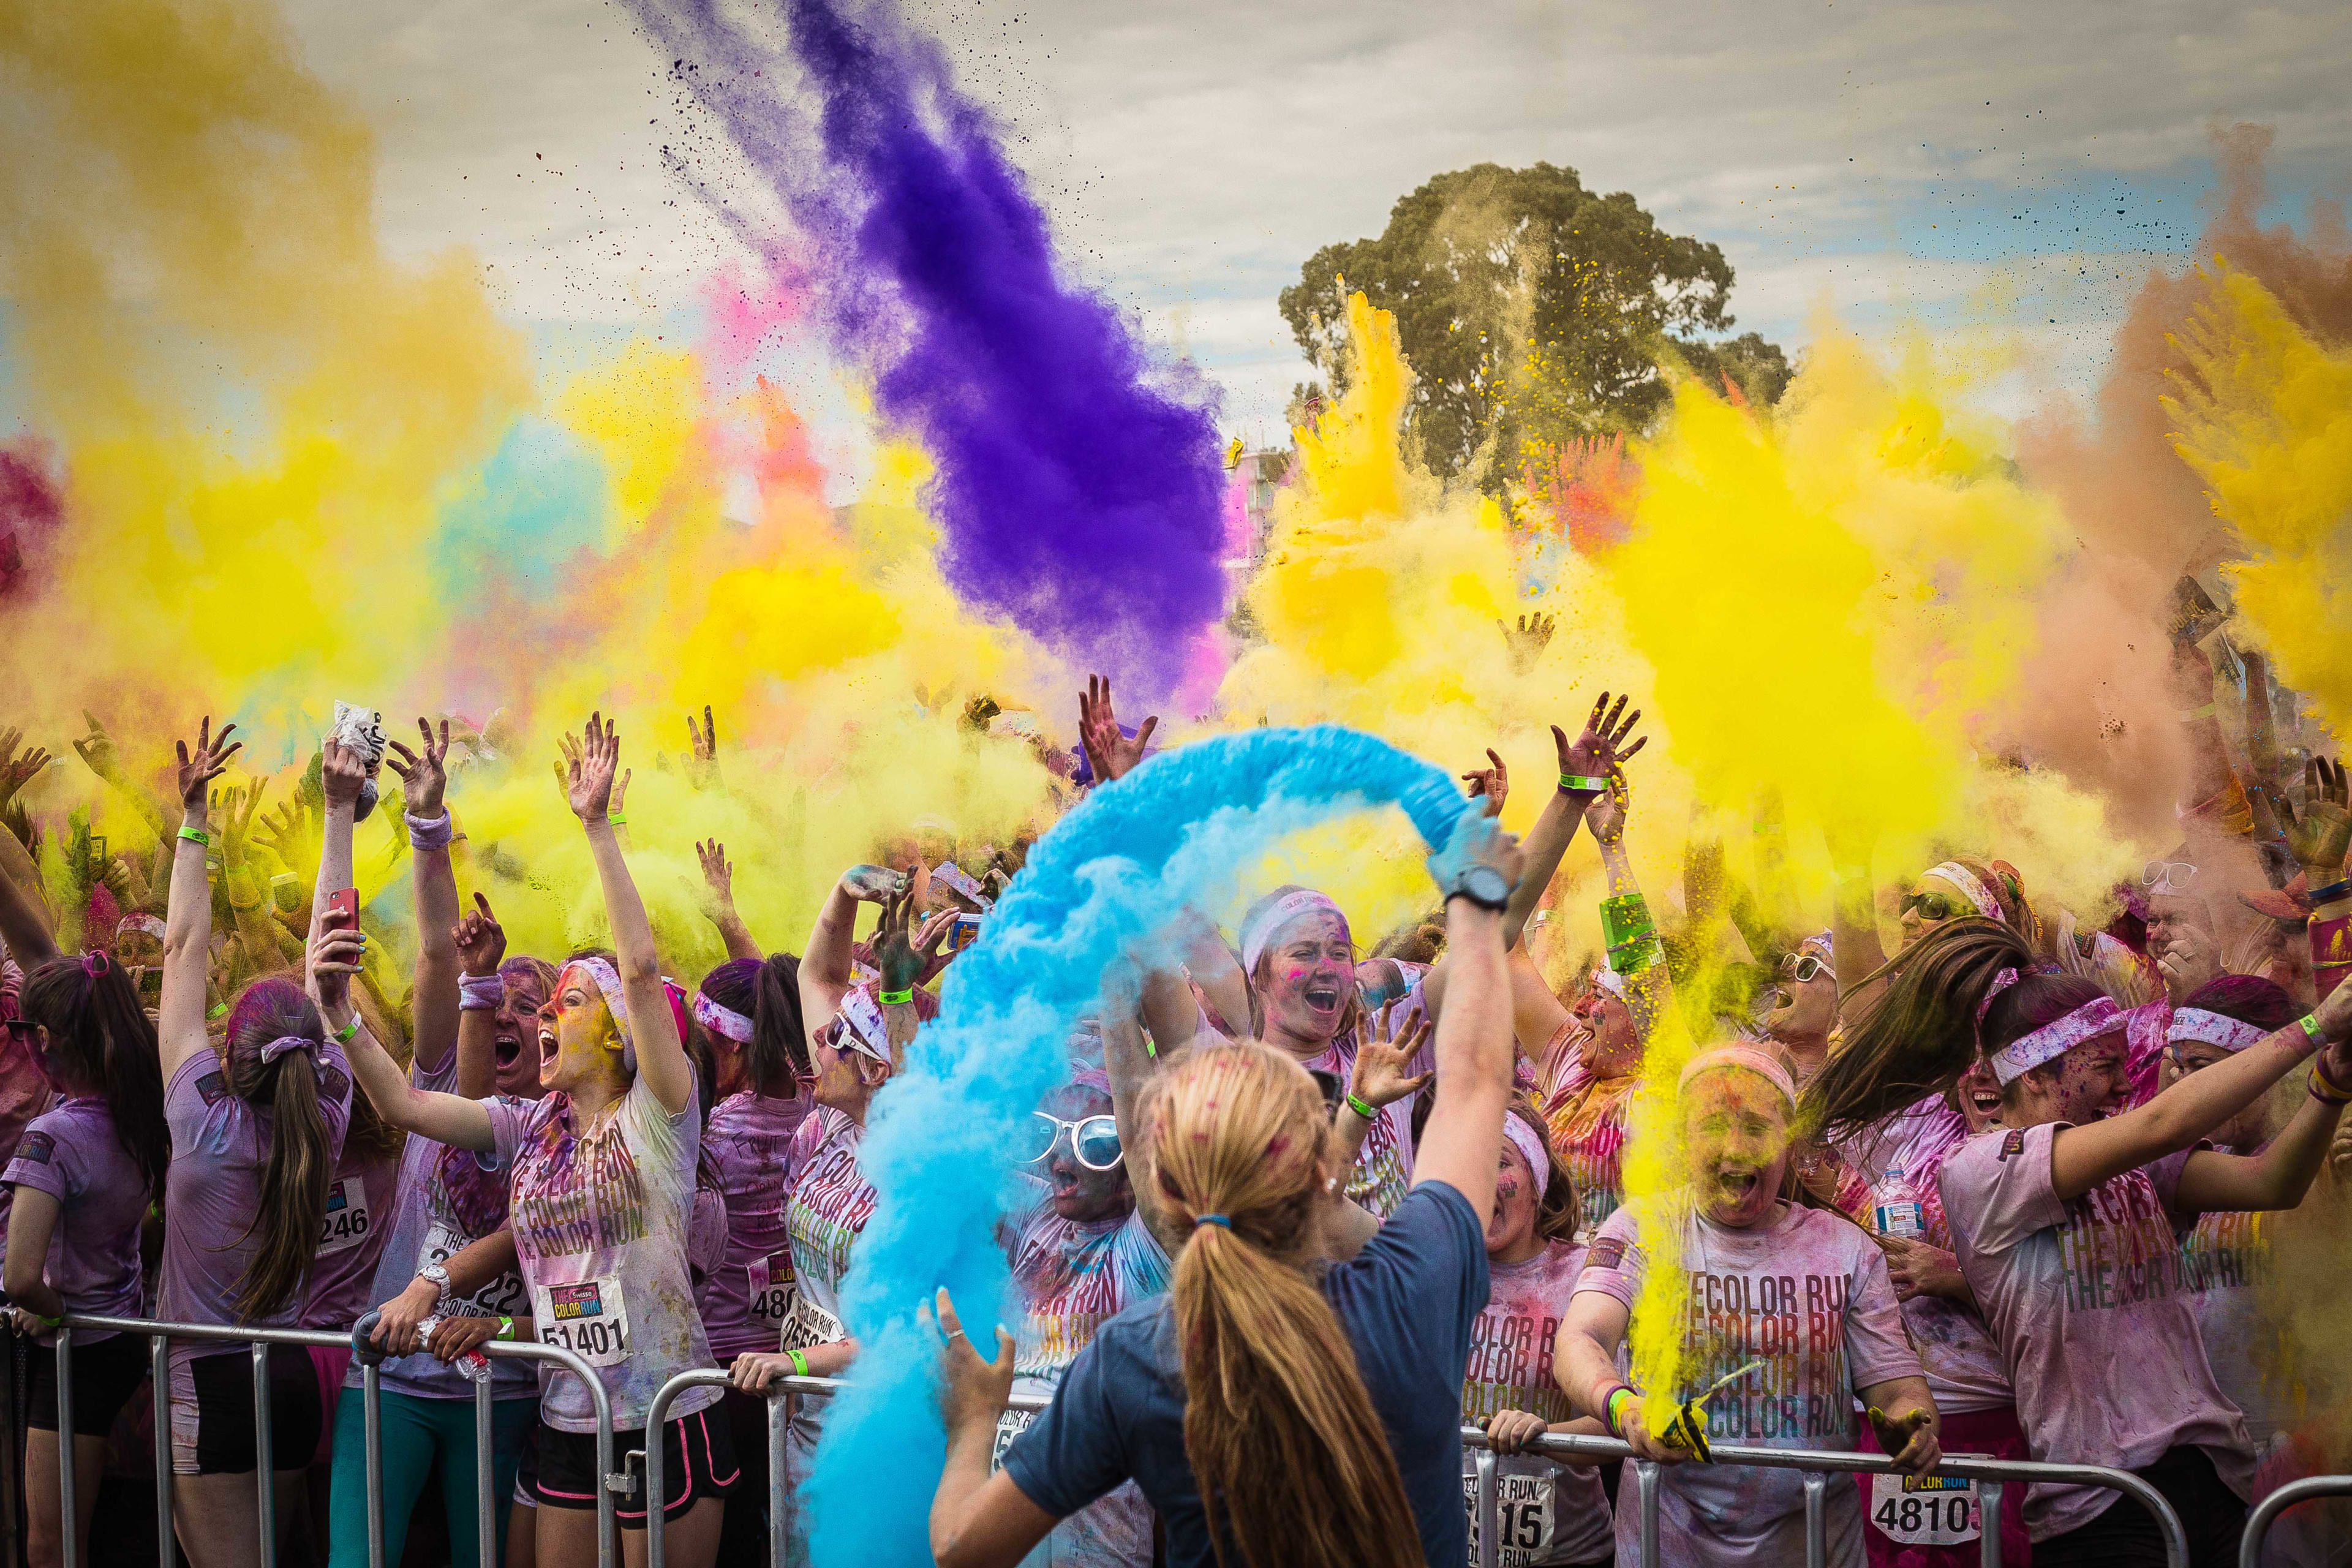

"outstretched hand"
[1585, 775, 1630, 848]
[685, 704, 722, 790]
[696, 839, 736, 910]
[1552, 692, 1646, 791]
[839, 863, 910, 905]
[1460, 748, 1508, 818]
[1350, 1003, 1434, 1110]
[306, 924, 367, 1012]
[2280, 756, 2351, 881]
[558, 713, 622, 823]
[70, 711, 123, 782]
[175, 718, 241, 812]
[1500, 611, 1556, 674]
[451, 891, 506, 978]
[211, 780, 270, 867]
[385, 718, 452, 819]
[0, 728, 52, 807]
[930, 1286, 1014, 1434]
[1078, 674, 1157, 784]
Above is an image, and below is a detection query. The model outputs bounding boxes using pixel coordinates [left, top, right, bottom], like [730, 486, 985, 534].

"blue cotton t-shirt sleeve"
[1001, 1317, 1136, 1520]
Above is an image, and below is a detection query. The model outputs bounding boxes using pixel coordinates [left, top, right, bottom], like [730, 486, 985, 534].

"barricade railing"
[50, 1311, 620, 1568]
[2241, 1474, 2352, 1568]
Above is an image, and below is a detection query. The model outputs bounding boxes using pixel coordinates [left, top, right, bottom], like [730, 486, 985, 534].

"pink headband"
[1503, 1110, 1551, 1189]
[1239, 890, 1347, 974]
[1991, 996, 2125, 1085]
[560, 958, 635, 1071]
[692, 991, 754, 1045]
[2166, 1008, 2269, 1054]
[1926, 862, 2001, 920]
[1678, 1044, 1796, 1106]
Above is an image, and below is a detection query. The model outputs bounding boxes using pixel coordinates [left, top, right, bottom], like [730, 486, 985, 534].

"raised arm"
[70, 712, 172, 844]
[0, 816, 58, 969]
[310, 924, 494, 1152]
[799, 863, 906, 1041]
[2050, 984, 2352, 1200]
[217, 782, 287, 977]
[451, 894, 510, 1100]
[1408, 809, 1523, 1216]
[315, 739, 366, 943]
[562, 714, 690, 1114]
[388, 720, 460, 1075]
[2171, 1061, 2350, 1213]
[160, 718, 241, 1081]
[696, 838, 763, 962]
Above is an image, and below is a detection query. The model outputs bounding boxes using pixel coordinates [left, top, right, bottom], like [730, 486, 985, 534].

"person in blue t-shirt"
[922, 806, 1526, 1568]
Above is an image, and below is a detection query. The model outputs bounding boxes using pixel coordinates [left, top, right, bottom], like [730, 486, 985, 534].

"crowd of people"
[0, 650, 2346, 1568]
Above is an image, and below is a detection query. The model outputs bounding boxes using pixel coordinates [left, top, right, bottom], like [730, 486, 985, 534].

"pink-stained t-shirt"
[159, 1042, 353, 1363]
[1537, 1041, 1635, 1243]
[302, 1135, 403, 1331]
[2179, 1204, 2281, 1447]
[1461, 1240, 1613, 1567]
[688, 1147, 729, 1317]
[699, 1091, 815, 1359]
[2, 1098, 149, 1342]
[482, 1072, 720, 1433]
[1576, 1196, 1921, 1567]
[1831, 1096, 2013, 1415]
[0, 1019, 54, 1254]
[783, 1107, 875, 1485]
[1939, 1121, 2255, 1540]
[993, 1178, 1172, 1568]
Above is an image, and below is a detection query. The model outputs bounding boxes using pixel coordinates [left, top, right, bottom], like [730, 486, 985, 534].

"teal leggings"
[326, 1387, 537, 1568]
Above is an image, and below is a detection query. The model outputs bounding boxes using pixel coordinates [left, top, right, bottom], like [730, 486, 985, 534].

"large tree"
[1279, 162, 1788, 482]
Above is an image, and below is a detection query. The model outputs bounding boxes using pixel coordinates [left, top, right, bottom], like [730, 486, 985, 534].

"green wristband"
[606, 813, 626, 826]
[878, 987, 913, 1006]
[2301, 1014, 2323, 1045]
[496, 1315, 518, 1342]
[1560, 774, 1611, 793]
[335, 1016, 361, 1044]
[1604, 1384, 1637, 1437]
[176, 824, 210, 847]
[1345, 1092, 1376, 1120]
[788, 1347, 810, 1379]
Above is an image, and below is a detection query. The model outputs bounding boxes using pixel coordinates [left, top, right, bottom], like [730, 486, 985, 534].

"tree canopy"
[1278, 162, 1789, 482]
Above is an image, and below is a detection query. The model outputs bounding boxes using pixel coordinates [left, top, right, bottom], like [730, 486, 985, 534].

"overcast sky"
[285, 0, 2352, 445]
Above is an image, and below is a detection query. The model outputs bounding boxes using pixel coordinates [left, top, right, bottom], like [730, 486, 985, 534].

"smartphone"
[88, 835, 105, 864]
[323, 888, 360, 933]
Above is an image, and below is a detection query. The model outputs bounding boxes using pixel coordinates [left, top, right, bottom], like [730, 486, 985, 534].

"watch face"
[1466, 865, 1510, 906]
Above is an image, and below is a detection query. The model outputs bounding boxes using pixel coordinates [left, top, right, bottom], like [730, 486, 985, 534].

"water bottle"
[1872, 1168, 1925, 1239]
[418, 1315, 493, 1383]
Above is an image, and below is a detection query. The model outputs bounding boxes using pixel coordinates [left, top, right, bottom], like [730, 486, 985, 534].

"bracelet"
[787, 1348, 810, 1379]
[229, 896, 265, 914]
[1559, 773, 1611, 794]
[404, 810, 454, 851]
[1600, 1384, 1636, 1437]
[459, 973, 507, 1012]
[2308, 878, 2351, 906]
[335, 1016, 361, 1044]
[176, 825, 210, 847]
[2312, 1074, 2352, 1107]
[496, 1316, 518, 1342]
[878, 987, 913, 1005]
[2312, 1050, 2352, 1097]
[2300, 1014, 2324, 1046]
[606, 813, 627, 827]
[1344, 1092, 1376, 1120]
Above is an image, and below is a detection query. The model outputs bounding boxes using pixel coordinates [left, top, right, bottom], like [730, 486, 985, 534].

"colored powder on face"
[624, 0, 1231, 695]
[804, 725, 1468, 1565]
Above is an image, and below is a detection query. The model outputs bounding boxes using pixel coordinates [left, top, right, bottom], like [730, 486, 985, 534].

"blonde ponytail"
[1150, 1042, 1422, 1568]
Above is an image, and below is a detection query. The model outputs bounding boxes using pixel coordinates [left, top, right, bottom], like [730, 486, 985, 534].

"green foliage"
[1278, 162, 1787, 483]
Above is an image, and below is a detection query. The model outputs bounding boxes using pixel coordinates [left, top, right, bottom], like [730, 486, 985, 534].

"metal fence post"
[643, 1369, 733, 1568]
[767, 1392, 789, 1568]
[148, 1334, 170, 1568]
[1978, 1477, 2002, 1568]
[1472, 1446, 1499, 1568]
[53, 1327, 75, 1568]
[474, 1374, 497, 1568]
[1801, 1468, 1827, 1568]
[2241, 1474, 2352, 1568]
[251, 1340, 276, 1568]
[361, 1364, 385, 1568]
[1635, 1458, 1660, 1568]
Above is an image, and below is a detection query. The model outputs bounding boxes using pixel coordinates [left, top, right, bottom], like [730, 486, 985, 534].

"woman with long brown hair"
[922, 807, 1525, 1568]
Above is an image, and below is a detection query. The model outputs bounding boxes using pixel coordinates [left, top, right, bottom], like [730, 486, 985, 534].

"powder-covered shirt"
[689, 1148, 729, 1317]
[1462, 1240, 1613, 1567]
[701, 1091, 814, 1359]
[1575, 1196, 1920, 1568]
[1830, 1096, 2014, 1414]
[345, 1051, 533, 1402]
[481, 1072, 719, 1433]
[2179, 1203, 2280, 1447]
[1537, 1040, 1635, 1243]
[159, 1042, 354, 1360]
[997, 1181, 1172, 1568]
[0, 1023, 54, 1255]
[1939, 1121, 2255, 1540]
[302, 1135, 403, 1331]
[783, 1107, 875, 1483]
[1303, 1029, 1414, 1219]
[2, 1098, 149, 1343]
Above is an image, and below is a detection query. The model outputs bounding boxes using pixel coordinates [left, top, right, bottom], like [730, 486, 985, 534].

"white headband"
[1592, 967, 1627, 1001]
[1991, 996, 2125, 1085]
[2166, 1008, 2269, 1054]
[692, 991, 755, 1045]
[1503, 1111, 1551, 1189]
[560, 957, 635, 1072]
[1239, 889, 1346, 974]
[1925, 862, 2001, 920]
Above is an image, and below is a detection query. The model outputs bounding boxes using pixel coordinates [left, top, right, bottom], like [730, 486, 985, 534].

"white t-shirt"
[782, 1107, 873, 1487]
[1575, 1196, 1920, 1568]
[1462, 1240, 1614, 1567]
[1939, 1121, 2255, 1540]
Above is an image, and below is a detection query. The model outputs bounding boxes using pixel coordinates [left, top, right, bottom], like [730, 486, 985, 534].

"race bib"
[534, 1275, 631, 1368]
[1868, 1469, 1980, 1546]
[782, 1294, 845, 1352]
[317, 1177, 373, 1254]
[420, 1215, 528, 1317]
[747, 1250, 797, 1327]
[990, 1408, 1035, 1472]
[1462, 1469, 1555, 1567]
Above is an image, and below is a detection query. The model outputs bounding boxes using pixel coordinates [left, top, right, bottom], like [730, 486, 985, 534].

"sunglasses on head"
[1899, 891, 1964, 922]
[1779, 953, 1831, 984]
[2143, 860, 2198, 889]
[2, 1018, 35, 1042]
[1024, 1112, 1123, 1172]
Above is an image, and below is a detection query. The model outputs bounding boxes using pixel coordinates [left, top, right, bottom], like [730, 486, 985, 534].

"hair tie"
[1193, 1213, 1232, 1230]
[81, 951, 110, 979]
[258, 1035, 317, 1066]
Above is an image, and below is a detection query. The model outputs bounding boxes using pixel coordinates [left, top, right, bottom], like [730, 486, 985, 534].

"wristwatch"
[1442, 863, 1512, 911]
[419, 1262, 452, 1303]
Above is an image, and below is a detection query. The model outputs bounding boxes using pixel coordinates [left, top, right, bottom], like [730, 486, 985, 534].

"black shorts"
[172, 1344, 324, 1476]
[529, 1405, 738, 1526]
[2034, 1446, 2247, 1568]
[28, 1330, 149, 1437]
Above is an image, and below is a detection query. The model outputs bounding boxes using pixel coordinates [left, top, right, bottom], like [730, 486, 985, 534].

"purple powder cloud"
[630, 0, 1231, 692]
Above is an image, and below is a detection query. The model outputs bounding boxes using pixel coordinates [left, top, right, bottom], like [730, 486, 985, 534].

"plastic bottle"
[1872, 1168, 1925, 1239]
[417, 1314, 492, 1383]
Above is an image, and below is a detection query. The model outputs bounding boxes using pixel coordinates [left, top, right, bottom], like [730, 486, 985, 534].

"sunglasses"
[1779, 954, 1831, 984]
[1024, 1112, 1123, 1172]
[2, 1018, 35, 1042]
[1899, 891, 1964, 922]
[2143, 860, 2199, 889]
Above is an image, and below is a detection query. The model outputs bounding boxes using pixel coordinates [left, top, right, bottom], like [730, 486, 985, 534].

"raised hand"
[1551, 692, 1647, 792]
[2280, 756, 2351, 881]
[685, 704, 721, 790]
[451, 891, 507, 978]
[174, 718, 241, 811]
[306, 923, 367, 1012]
[609, 766, 633, 820]
[1077, 674, 1158, 785]
[70, 710, 122, 782]
[1500, 611, 1556, 675]
[1459, 748, 1509, 818]
[0, 728, 52, 807]
[213, 779, 270, 867]
[322, 739, 368, 812]
[558, 712, 622, 822]
[875, 889, 925, 993]
[840, 863, 910, 904]
[385, 718, 451, 819]
[914, 908, 959, 986]
[1585, 775, 1630, 849]
[1349, 1004, 1434, 1110]
[258, 798, 321, 880]
[696, 839, 735, 909]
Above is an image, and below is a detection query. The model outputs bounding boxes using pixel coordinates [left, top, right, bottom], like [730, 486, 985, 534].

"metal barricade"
[1461, 1427, 2192, 1568]
[2241, 1474, 2352, 1568]
[51, 1310, 619, 1568]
